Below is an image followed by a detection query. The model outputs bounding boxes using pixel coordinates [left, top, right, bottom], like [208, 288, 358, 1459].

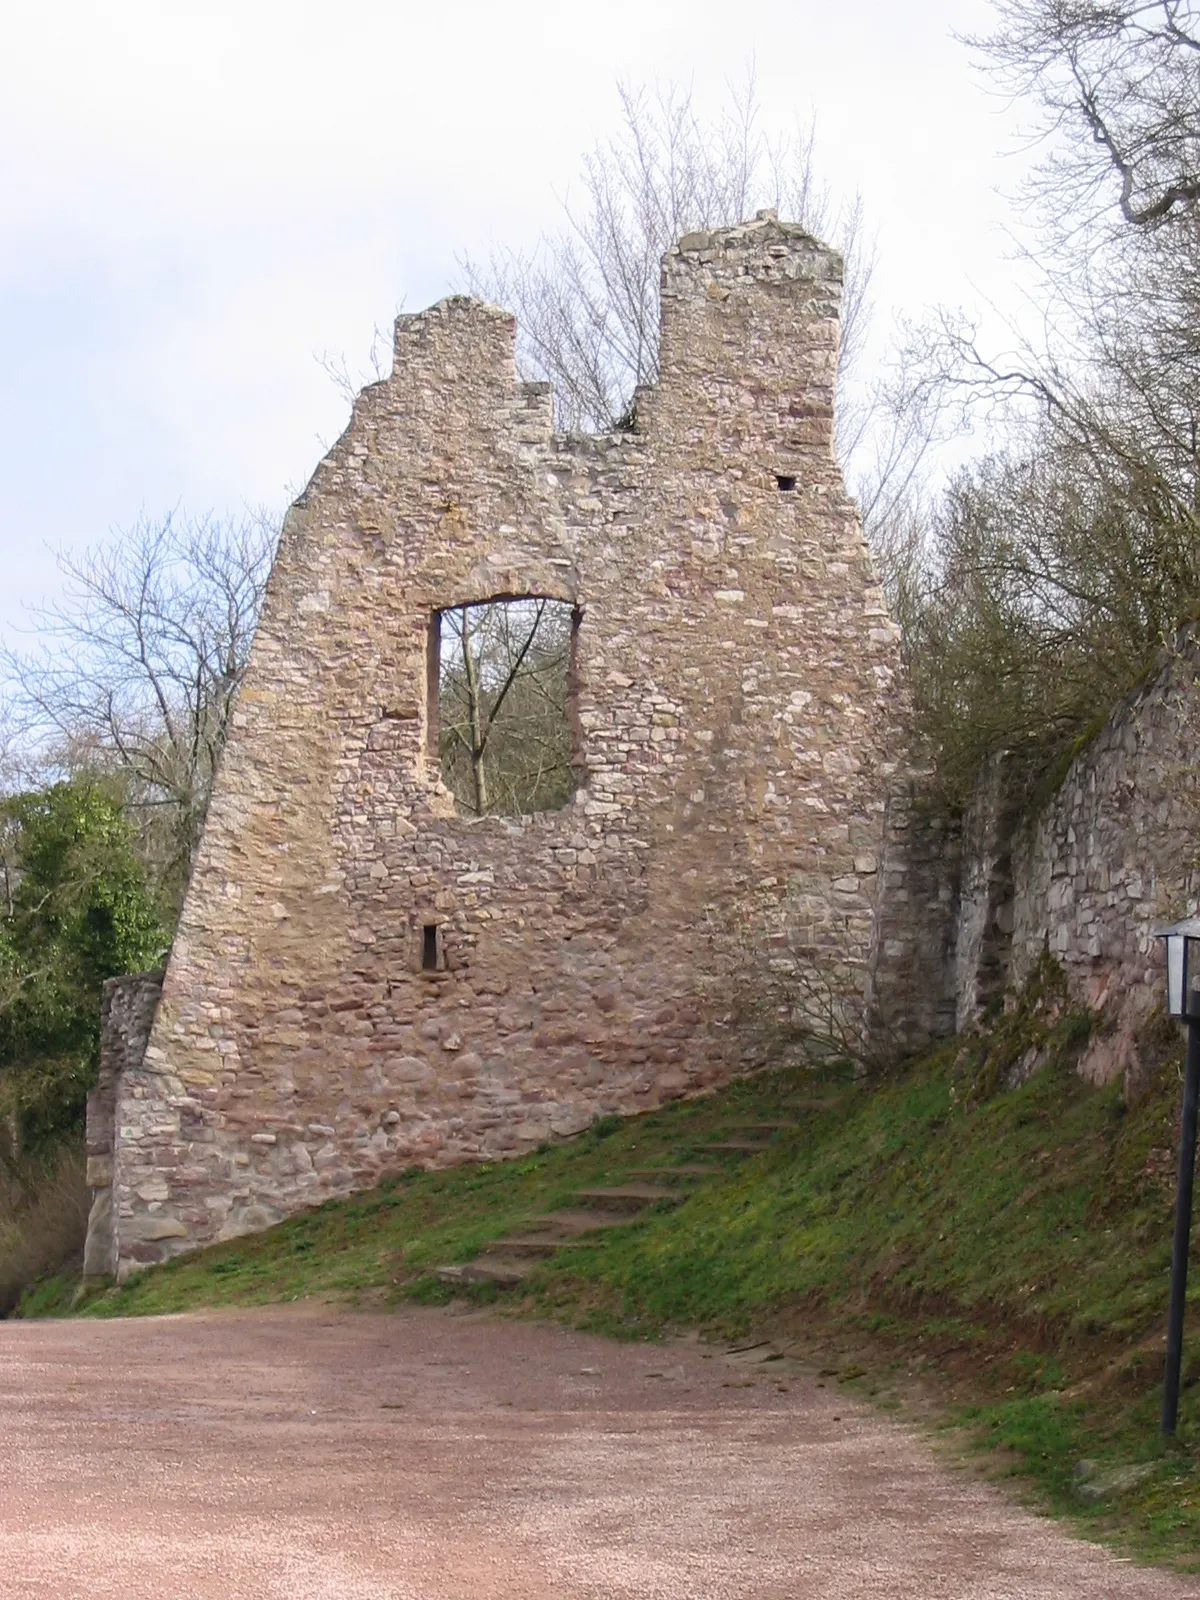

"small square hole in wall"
[776, 474, 797, 492]
[422, 923, 441, 972]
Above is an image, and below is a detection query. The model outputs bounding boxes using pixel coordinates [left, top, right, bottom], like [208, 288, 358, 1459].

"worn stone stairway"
[434, 1117, 800, 1290]
[695, 1121, 792, 1156]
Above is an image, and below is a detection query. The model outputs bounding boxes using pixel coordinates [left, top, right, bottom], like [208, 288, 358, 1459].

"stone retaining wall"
[1010, 637, 1200, 1081]
[952, 633, 1200, 1084]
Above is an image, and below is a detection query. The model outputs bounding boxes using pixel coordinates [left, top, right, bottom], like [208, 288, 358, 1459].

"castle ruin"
[85, 214, 943, 1280]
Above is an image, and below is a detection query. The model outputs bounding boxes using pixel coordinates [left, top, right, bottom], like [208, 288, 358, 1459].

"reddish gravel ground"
[0, 1303, 1196, 1599]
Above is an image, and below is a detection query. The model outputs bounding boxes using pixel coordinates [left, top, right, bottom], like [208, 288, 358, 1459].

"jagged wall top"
[374, 211, 842, 467]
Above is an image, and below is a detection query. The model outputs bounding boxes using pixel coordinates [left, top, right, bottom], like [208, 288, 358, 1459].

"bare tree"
[864, 5, 1200, 805]
[3, 511, 277, 900]
[953, 3, 1200, 512]
[436, 599, 574, 817]
[460, 78, 877, 453]
[895, 414, 1200, 803]
[0, 696, 24, 800]
[315, 322, 394, 407]
[971, 1, 1200, 233]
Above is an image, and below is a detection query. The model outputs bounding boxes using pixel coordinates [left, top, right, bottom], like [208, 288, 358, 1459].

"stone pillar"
[82, 972, 163, 1282]
[952, 752, 1021, 1030]
[866, 771, 961, 1056]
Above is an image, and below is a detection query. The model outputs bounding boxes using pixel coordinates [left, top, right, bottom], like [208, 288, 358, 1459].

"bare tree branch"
[459, 76, 878, 458]
[437, 599, 573, 818]
[2, 510, 278, 901]
[969, 1, 1200, 233]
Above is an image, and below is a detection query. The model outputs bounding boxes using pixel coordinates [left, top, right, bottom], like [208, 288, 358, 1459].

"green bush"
[0, 779, 166, 1151]
[0, 1144, 89, 1316]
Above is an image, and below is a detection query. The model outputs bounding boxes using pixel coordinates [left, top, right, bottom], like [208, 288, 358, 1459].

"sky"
[0, 0, 1034, 644]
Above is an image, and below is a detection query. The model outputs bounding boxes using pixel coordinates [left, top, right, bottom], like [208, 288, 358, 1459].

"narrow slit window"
[434, 596, 578, 817]
[422, 924, 440, 972]
[776, 474, 797, 492]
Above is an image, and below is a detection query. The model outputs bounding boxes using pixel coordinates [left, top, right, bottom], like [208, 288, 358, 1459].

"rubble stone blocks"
[951, 629, 1200, 1090]
[83, 972, 163, 1280]
[101, 215, 927, 1278]
[1008, 630, 1200, 1087]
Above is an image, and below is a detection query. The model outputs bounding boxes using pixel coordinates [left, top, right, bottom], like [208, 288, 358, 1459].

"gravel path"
[0, 1303, 1195, 1599]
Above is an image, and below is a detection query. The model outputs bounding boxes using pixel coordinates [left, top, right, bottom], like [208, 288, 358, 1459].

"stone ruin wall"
[88, 220, 1200, 1284]
[950, 630, 1200, 1086]
[83, 972, 162, 1280]
[94, 215, 931, 1280]
[869, 774, 961, 1052]
[951, 753, 1023, 1033]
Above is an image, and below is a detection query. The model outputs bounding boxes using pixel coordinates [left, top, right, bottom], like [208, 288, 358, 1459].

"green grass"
[34, 973, 1200, 1568]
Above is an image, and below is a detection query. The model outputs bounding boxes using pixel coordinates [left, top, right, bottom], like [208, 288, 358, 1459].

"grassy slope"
[30, 979, 1200, 1567]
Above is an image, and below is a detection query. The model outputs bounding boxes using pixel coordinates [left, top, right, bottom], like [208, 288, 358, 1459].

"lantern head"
[1157, 917, 1200, 1019]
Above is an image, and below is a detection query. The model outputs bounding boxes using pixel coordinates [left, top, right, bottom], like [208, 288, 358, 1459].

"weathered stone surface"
[867, 771, 961, 1053]
[105, 214, 929, 1277]
[954, 628, 1200, 1085]
[82, 972, 163, 1282]
[952, 752, 1024, 1031]
[96, 230, 1200, 1278]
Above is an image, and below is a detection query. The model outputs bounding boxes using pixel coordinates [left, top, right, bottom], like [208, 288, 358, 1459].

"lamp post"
[1156, 916, 1200, 1435]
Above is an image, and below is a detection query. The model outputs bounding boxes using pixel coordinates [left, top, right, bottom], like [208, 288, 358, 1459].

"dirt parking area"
[0, 1303, 1194, 1599]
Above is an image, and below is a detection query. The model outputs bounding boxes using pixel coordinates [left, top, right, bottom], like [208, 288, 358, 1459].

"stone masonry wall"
[108, 214, 920, 1278]
[949, 631, 1200, 1083]
[866, 771, 960, 1054]
[1007, 633, 1200, 1081]
[82, 972, 163, 1280]
[952, 753, 1022, 1032]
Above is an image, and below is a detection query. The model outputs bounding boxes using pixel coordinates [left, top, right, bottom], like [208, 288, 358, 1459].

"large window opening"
[430, 597, 578, 817]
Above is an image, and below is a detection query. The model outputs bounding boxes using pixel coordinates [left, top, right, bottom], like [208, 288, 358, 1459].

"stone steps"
[625, 1164, 720, 1182]
[435, 1260, 531, 1289]
[525, 1208, 640, 1235]
[570, 1184, 679, 1214]
[477, 1235, 595, 1260]
[435, 1176, 683, 1289]
[434, 1121, 806, 1291]
[695, 1139, 777, 1155]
